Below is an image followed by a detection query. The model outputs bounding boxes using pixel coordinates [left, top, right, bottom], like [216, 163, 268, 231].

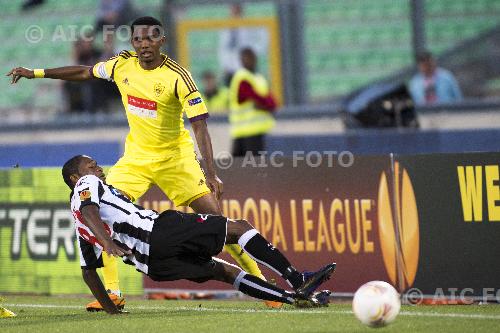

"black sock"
[238, 229, 304, 289]
[234, 271, 295, 304]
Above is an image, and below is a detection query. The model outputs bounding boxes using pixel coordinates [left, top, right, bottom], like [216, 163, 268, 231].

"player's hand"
[6, 67, 34, 84]
[103, 240, 131, 257]
[206, 174, 223, 200]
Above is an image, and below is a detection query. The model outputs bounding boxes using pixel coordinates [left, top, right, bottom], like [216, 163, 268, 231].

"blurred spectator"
[229, 48, 277, 156]
[21, 0, 44, 11]
[201, 71, 229, 114]
[218, 4, 269, 86]
[63, 36, 120, 113]
[409, 51, 463, 106]
[95, 0, 138, 32]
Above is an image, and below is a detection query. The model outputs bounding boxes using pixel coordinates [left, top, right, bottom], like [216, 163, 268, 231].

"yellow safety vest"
[203, 87, 229, 114]
[229, 68, 275, 138]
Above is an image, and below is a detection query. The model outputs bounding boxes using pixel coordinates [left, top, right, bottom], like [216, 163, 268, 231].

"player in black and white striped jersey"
[63, 155, 336, 314]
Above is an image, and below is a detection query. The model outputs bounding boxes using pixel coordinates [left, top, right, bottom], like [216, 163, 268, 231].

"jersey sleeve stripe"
[98, 182, 105, 200]
[159, 55, 168, 67]
[112, 221, 151, 243]
[114, 239, 149, 265]
[79, 237, 104, 269]
[166, 64, 196, 93]
[166, 59, 197, 93]
[110, 59, 119, 80]
[119, 50, 132, 59]
[189, 113, 209, 123]
[168, 59, 197, 91]
[101, 199, 130, 214]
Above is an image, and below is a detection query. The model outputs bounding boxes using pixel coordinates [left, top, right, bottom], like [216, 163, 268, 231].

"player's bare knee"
[236, 219, 253, 232]
[213, 261, 240, 284]
[226, 219, 254, 244]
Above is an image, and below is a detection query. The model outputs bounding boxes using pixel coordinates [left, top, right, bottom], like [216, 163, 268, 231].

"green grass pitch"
[1, 295, 500, 332]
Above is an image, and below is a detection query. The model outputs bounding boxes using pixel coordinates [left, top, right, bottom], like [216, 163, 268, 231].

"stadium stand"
[0, 0, 161, 121]
[1, 0, 499, 115]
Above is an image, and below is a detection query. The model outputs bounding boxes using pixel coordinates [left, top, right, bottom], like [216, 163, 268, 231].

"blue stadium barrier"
[0, 142, 121, 168]
[268, 128, 500, 155]
[2, 128, 500, 168]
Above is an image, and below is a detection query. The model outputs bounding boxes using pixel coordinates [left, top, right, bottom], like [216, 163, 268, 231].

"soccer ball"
[352, 281, 401, 327]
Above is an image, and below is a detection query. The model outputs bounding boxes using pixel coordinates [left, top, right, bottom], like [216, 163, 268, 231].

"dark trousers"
[231, 134, 265, 157]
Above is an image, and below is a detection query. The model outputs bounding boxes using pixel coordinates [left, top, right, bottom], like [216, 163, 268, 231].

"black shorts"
[147, 210, 227, 282]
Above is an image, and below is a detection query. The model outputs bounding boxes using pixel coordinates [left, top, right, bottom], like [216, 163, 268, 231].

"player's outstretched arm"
[6, 65, 93, 84]
[82, 268, 122, 314]
[80, 205, 132, 257]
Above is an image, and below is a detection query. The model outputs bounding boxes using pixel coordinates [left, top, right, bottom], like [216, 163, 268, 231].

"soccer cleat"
[311, 290, 332, 306]
[296, 263, 336, 299]
[86, 292, 126, 312]
[0, 307, 16, 318]
[264, 300, 283, 308]
[263, 278, 283, 308]
[294, 290, 331, 308]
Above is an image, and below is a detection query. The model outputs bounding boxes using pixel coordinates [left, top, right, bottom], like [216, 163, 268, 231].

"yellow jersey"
[92, 50, 208, 158]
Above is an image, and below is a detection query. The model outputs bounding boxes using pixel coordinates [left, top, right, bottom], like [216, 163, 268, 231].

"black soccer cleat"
[294, 290, 332, 308]
[295, 263, 336, 299]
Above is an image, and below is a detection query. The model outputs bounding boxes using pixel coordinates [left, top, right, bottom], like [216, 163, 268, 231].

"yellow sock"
[102, 252, 120, 292]
[225, 244, 266, 280]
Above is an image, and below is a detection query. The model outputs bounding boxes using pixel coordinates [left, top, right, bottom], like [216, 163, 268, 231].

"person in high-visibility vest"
[229, 48, 277, 156]
[201, 70, 229, 114]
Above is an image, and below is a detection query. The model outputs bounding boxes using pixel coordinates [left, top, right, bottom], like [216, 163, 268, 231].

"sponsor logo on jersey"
[127, 95, 158, 118]
[188, 97, 203, 106]
[79, 189, 91, 201]
[122, 78, 129, 85]
[154, 82, 165, 97]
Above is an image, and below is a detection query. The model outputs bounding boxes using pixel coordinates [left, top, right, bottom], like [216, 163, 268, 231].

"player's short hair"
[131, 16, 163, 35]
[416, 50, 433, 63]
[202, 70, 215, 79]
[240, 47, 256, 58]
[62, 155, 86, 189]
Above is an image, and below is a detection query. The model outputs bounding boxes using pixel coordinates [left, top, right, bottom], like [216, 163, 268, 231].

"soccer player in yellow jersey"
[8, 16, 279, 309]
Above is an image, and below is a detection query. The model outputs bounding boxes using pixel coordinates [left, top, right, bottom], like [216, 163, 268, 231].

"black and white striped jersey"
[70, 174, 158, 274]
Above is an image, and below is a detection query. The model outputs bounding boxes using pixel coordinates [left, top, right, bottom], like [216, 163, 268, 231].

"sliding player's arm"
[81, 205, 131, 257]
[78, 194, 130, 314]
[178, 71, 223, 200]
[82, 268, 122, 314]
[6, 66, 94, 84]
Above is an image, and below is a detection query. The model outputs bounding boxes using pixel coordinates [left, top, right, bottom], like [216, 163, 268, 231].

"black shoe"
[296, 263, 336, 299]
[294, 290, 332, 308]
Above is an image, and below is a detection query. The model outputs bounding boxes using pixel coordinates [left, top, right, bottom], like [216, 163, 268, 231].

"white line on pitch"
[5, 303, 500, 320]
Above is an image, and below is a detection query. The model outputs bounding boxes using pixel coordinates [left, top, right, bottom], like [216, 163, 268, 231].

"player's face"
[78, 157, 106, 182]
[241, 53, 257, 72]
[419, 59, 435, 77]
[131, 26, 165, 63]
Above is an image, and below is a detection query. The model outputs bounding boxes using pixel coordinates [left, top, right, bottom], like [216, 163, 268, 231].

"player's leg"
[154, 151, 269, 287]
[189, 195, 267, 275]
[211, 258, 296, 304]
[189, 194, 270, 287]
[225, 218, 336, 297]
[86, 155, 153, 310]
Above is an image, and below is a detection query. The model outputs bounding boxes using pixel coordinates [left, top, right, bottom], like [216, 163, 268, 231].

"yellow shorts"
[106, 150, 211, 207]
